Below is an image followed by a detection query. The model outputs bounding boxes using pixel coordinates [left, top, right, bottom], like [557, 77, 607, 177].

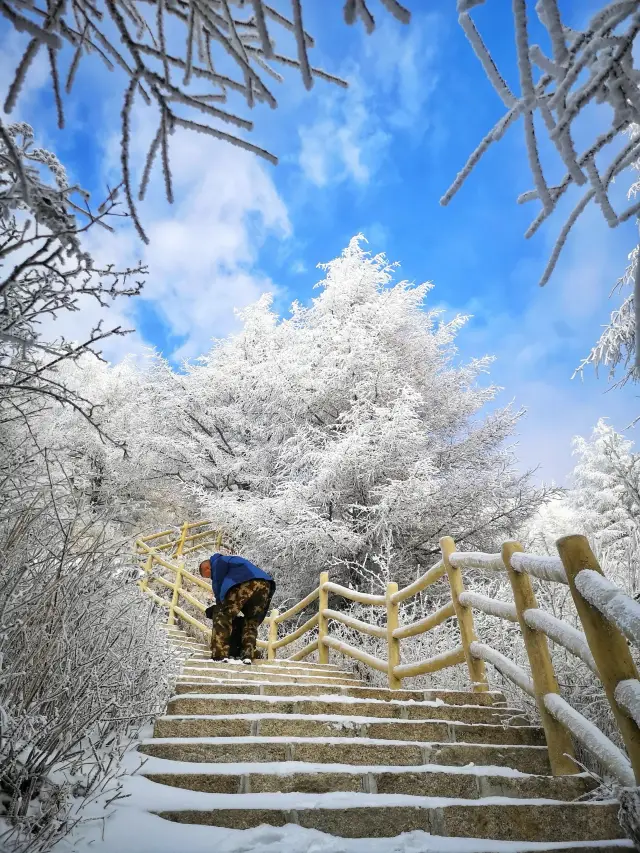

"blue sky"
[2, 0, 639, 485]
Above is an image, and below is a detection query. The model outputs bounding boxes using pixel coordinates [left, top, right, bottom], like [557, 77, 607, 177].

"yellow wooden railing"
[136, 523, 640, 787]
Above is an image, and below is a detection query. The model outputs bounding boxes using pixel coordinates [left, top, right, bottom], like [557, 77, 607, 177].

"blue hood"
[210, 553, 275, 604]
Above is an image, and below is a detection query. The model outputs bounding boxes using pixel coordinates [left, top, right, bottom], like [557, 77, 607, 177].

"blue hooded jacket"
[209, 553, 275, 605]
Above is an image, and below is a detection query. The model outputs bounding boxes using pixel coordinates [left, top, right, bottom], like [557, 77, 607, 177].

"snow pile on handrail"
[458, 591, 517, 623]
[509, 553, 567, 584]
[615, 679, 640, 730]
[575, 570, 640, 648]
[469, 642, 534, 697]
[449, 552, 504, 571]
[522, 608, 597, 674]
[543, 692, 635, 786]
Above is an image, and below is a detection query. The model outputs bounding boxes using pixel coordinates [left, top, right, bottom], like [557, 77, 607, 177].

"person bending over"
[199, 553, 275, 664]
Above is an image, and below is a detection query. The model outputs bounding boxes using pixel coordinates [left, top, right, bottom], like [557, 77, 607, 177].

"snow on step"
[139, 735, 553, 775]
[123, 649, 628, 845]
[174, 680, 508, 704]
[148, 785, 622, 842]
[164, 690, 527, 725]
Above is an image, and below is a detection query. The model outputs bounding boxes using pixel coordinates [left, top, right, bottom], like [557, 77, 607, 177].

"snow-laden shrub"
[0, 448, 180, 853]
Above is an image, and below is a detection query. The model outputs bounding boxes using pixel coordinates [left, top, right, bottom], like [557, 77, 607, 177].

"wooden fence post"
[318, 571, 329, 664]
[168, 558, 184, 626]
[386, 581, 401, 690]
[175, 522, 189, 557]
[440, 536, 489, 693]
[140, 553, 153, 592]
[268, 609, 279, 661]
[557, 534, 640, 783]
[502, 541, 577, 775]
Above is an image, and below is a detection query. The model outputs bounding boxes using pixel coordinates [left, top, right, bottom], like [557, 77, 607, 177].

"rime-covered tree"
[156, 236, 552, 602]
[520, 418, 640, 595]
[0, 127, 173, 853]
[570, 418, 640, 594]
[24, 350, 197, 530]
[0, 122, 145, 439]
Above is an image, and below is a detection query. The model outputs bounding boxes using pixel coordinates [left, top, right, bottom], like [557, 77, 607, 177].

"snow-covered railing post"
[140, 552, 153, 592]
[267, 609, 279, 661]
[318, 571, 329, 665]
[502, 541, 577, 776]
[386, 581, 401, 690]
[175, 521, 189, 557]
[440, 536, 489, 693]
[557, 534, 640, 784]
[168, 558, 184, 626]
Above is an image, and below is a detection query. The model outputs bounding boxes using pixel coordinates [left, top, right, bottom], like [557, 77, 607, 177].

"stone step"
[164, 694, 527, 725]
[188, 655, 346, 672]
[154, 713, 544, 745]
[139, 737, 552, 774]
[153, 797, 622, 842]
[143, 765, 596, 799]
[180, 668, 363, 686]
[182, 663, 357, 680]
[173, 680, 507, 705]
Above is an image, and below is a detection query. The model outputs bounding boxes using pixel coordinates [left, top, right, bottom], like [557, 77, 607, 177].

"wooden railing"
[136, 523, 640, 786]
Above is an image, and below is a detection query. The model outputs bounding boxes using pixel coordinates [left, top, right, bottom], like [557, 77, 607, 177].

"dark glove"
[205, 602, 219, 619]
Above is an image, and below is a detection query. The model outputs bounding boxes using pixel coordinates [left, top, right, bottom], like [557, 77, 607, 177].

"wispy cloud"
[297, 12, 442, 188]
[39, 117, 291, 363]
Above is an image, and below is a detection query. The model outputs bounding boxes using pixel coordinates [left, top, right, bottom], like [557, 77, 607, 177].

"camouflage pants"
[211, 579, 272, 660]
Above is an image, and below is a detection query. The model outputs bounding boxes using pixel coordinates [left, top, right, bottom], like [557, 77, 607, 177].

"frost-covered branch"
[1, 0, 411, 242]
[444, 3, 640, 366]
[0, 121, 146, 437]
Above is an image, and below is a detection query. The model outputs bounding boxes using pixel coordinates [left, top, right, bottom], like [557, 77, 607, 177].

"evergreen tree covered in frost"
[571, 418, 640, 595]
[25, 351, 198, 531]
[521, 419, 640, 596]
[163, 236, 551, 602]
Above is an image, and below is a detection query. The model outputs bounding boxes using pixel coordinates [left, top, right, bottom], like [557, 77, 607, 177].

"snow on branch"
[575, 568, 640, 649]
[0, 0, 410, 243]
[445, 3, 640, 366]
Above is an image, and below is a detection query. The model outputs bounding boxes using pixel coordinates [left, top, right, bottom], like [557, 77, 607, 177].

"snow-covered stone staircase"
[137, 626, 629, 849]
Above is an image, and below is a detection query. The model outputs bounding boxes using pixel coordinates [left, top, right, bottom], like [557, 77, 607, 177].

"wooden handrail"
[393, 601, 456, 639]
[271, 613, 319, 649]
[322, 635, 388, 673]
[322, 581, 386, 606]
[275, 587, 320, 623]
[390, 560, 445, 603]
[136, 520, 640, 782]
[322, 607, 386, 639]
[393, 645, 466, 679]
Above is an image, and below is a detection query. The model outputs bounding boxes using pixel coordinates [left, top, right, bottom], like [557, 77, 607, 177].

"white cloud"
[38, 120, 291, 363]
[297, 13, 441, 188]
[298, 78, 390, 187]
[447, 203, 639, 486]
